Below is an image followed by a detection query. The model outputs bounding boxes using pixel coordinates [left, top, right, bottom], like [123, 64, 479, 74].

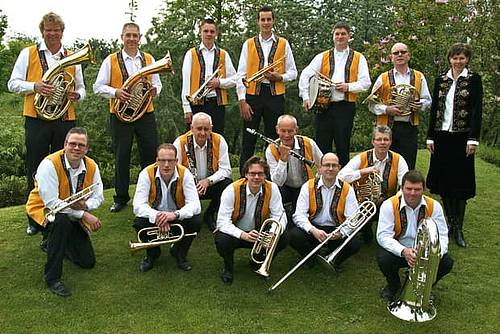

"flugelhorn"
[269, 201, 376, 291]
[251, 217, 283, 278]
[34, 42, 95, 120]
[186, 64, 222, 105]
[113, 51, 174, 123]
[242, 56, 285, 88]
[129, 223, 197, 252]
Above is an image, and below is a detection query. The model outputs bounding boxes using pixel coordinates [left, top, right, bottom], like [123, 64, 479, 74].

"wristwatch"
[174, 211, 180, 220]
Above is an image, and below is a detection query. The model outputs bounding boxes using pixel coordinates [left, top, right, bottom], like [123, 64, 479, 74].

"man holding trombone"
[26, 127, 104, 297]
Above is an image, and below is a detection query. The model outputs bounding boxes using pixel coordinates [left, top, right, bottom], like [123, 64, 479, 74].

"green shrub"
[478, 145, 500, 167]
[0, 175, 26, 208]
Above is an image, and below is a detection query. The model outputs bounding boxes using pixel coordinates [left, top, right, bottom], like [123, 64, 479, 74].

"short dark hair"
[65, 127, 88, 143]
[39, 12, 65, 34]
[402, 170, 425, 188]
[157, 143, 177, 156]
[200, 18, 217, 30]
[122, 22, 141, 35]
[332, 22, 350, 34]
[258, 5, 274, 20]
[372, 125, 392, 140]
[447, 43, 472, 61]
[242, 156, 270, 177]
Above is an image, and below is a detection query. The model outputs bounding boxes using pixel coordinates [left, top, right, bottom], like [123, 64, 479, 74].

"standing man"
[299, 22, 371, 168]
[376, 170, 453, 301]
[132, 144, 201, 272]
[26, 127, 104, 297]
[181, 18, 237, 135]
[236, 6, 297, 174]
[94, 22, 162, 213]
[173, 112, 232, 231]
[290, 153, 360, 272]
[368, 42, 432, 169]
[8, 12, 86, 235]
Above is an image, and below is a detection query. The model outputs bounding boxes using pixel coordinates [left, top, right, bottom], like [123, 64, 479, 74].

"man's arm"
[8, 47, 35, 94]
[396, 155, 409, 186]
[281, 40, 297, 82]
[432, 200, 449, 256]
[418, 74, 432, 112]
[178, 170, 201, 219]
[132, 169, 159, 224]
[181, 50, 193, 115]
[298, 53, 322, 102]
[346, 53, 371, 93]
[236, 41, 249, 101]
[217, 185, 245, 238]
[207, 136, 231, 184]
[149, 55, 162, 97]
[219, 52, 237, 89]
[265, 145, 287, 186]
[93, 55, 116, 98]
[376, 199, 405, 256]
[337, 154, 363, 183]
[269, 182, 287, 232]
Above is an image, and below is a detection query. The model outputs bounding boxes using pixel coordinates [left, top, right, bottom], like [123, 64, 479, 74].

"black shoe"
[26, 224, 39, 236]
[220, 268, 233, 284]
[47, 281, 72, 297]
[204, 211, 216, 231]
[40, 238, 48, 253]
[454, 229, 467, 248]
[139, 257, 154, 272]
[177, 259, 192, 271]
[110, 202, 126, 213]
[333, 263, 344, 273]
[380, 285, 399, 302]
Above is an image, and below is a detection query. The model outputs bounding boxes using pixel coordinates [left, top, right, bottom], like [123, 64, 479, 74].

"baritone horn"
[242, 56, 285, 88]
[113, 51, 174, 123]
[187, 64, 223, 105]
[34, 42, 95, 120]
[129, 223, 197, 252]
[250, 218, 283, 278]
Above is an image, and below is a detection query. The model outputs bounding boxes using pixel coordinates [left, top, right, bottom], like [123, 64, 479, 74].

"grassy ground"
[1, 150, 499, 333]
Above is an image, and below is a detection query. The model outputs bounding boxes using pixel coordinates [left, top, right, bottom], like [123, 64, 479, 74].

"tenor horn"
[242, 56, 285, 88]
[129, 223, 197, 252]
[250, 218, 283, 278]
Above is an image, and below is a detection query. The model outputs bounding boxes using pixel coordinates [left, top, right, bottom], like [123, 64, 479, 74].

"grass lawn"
[1, 150, 499, 333]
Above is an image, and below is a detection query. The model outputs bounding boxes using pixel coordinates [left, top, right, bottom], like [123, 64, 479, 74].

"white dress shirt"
[293, 177, 359, 237]
[133, 165, 201, 224]
[377, 195, 449, 257]
[36, 154, 104, 220]
[217, 181, 287, 239]
[298, 47, 371, 101]
[368, 67, 432, 122]
[172, 135, 232, 183]
[265, 136, 323, 188]
[93, 49, 162, 99]
[236, 33, 298, 100]
[8, 41, 86, 100]
[181, 42, 237, 114]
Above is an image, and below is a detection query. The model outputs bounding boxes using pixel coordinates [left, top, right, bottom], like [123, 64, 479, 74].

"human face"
[156, 148, 177, 180]
[121, 26, 141, 55]
[372, 131, 392, 157]
[276, 118, 297, 147]
[402, 180, 424, 209]
[333, 28, 350, 50]
[257, 11, 274, 36]
[200, 23, 217, 48]
[64, 133, 88, 167]
[449, 53, 469, 75]
[245, 163, 266, 193]
[390, 43, 410, 67]
[191, 117, 212, 147]
[42, 21, 63, 51]
[319, 154, 340, 183]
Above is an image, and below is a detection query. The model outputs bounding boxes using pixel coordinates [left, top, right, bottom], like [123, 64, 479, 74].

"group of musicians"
[11, 7, 485, 309]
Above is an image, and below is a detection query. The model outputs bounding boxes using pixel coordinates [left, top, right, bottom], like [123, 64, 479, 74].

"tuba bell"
[129, 223, 197, 252]
[388, 217, 441, 322]
[34, 42, 95, 120]
[250, 218, 283, 278]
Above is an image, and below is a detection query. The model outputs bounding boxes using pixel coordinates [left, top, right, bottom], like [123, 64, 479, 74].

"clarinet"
[184, 144, 198, 183]
[246, 128, 316, 167]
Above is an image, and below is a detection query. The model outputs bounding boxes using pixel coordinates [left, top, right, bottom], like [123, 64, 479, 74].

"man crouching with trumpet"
[214, 156, 288, 284]
[26, 127, 104, 297]
[132, 144, 201, 273]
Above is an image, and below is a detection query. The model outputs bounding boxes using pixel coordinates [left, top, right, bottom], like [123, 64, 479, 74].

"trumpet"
[186, 64, 223, 105]
[251, 218, 283, 278]
[242, 56, 285, 88]
[269, 201, 376, 291]
[129, 224, 197, 252]
[246, 128, 315, 167]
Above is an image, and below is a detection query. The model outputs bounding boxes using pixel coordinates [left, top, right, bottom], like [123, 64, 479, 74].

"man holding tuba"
[26, 127, 104, 297]
[236, 6, 297, 175]
[94, 22, 162, 213]
[215, 156, 287, 284]
[132, 144, 201, 273]
[181, 18, 237, 135]
[8, 12, 87, 236]
[376, 170, 453, 302]
[367, 42, 432, 169]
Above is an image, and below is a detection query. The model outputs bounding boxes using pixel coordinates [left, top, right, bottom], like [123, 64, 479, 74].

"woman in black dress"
[426, 43, 483, 248]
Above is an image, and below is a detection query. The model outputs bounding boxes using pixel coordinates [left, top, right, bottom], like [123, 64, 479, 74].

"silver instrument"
[308, 71, 335, 110]
[251, 218, 283, 278]
[129, 224, 198, 252]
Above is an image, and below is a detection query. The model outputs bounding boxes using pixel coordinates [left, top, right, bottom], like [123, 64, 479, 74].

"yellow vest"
[359, 150, 400, 197]
[269, 135, 314, 180]
[320, 49, 361, 102]
[146, 163, 186, 209]
[390, 194, 434, 239]
[231, 178, 272, 229]
[307, 179, 350, 224]
[189, 47, 228, 105]
[178, 131, 221, 175]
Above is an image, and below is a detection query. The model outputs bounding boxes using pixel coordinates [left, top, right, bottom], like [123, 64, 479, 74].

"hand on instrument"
[184, 112, 193, 124]
[335, 82, 349, 93]
[386, 105, 402, 116]
[264, 70, 282, 82]
[278, 144, 291, 162]
[427, 143, 434, 154]
[466, 143, 477, 157]
[413, 99, 422, 110]
[70, 199, 88, 211]
[303, 99, 311, 112]
[83, 212, 101, 232]
[115, 88, 132, 102]
[241, 229, 260, 242]
[206, 77, 220, 90]
[34, 81, 55, 96]
[361, 166, 379, 177]
[149, 87, 157, 98]
[239, 100, 254, 121]
[196, 178, 210, 196]
[402, 247, 417, 268]
[68, 91, 81, 101]
[311, 227, 329, 242]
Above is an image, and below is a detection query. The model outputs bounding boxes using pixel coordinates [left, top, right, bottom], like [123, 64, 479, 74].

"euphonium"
[352, 172, 382, 203]
[129, 223, 197, 252]
[34, 42, 95, 120]
[186, 64, 223, 105]
[113, 51, 174, 123]
[250, 218, 283, 278]
[388, 217, 441, 322]
[242, 56, 285, 88]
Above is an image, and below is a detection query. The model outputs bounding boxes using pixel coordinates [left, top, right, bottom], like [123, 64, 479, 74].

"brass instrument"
[363, 82, 420, 117]
[388, 217, 441, 322]
[242, 56, 285, 88]
[186, 64, 223, 105]
[269, 201, 376, 291]
[113, 51, 174, 123]
[250, 218, 283, 278]
[184, 144, 198, 183]
[34, 42, 95, 120]
[352, 172, 383, 203]
[129, 223, 198, 252]
[246, 128, 315, 167]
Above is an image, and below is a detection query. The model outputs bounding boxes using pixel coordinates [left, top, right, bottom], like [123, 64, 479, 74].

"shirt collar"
[63, 154, 86, 173]
[317, 176, 340, 190]
[193, 139, 208, 150]
[446, 67, 468, 80]
[400, 194, 426, 211]
[121, 49, 142, 60]
[246, 184, 263, 197]
[372, 149, 389, 163]
[199, 42, 217, 52]
[155, 165, 179, 186]
[39, 41, 65, 58]
[334, 47, 350, 55]
[259, 33, 277, 43]
[393, 67, 411, 76]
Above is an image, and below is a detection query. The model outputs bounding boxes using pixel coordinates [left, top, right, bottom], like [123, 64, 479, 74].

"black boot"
[441, 197, 454, 238]
[454, 200, 467, 248]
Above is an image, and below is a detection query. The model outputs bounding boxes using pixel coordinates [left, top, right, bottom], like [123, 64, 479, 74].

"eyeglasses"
[66, 142, 87, 149]
[247, 172, 266, 177]
[392, 50, 408, 56]
[157, 158, 177, 165]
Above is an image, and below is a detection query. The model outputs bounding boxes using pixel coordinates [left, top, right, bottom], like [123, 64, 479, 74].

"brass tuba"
[242, 56, 285, 88]
[250, 218, 283, 278]
[129, 223, 197, 252]
[388, 217, 441, 322]
[352, 172, 382, 203]
[186, 64, 223, 105]
[113, 51, 174, 123]
[34, 42, 95, 120]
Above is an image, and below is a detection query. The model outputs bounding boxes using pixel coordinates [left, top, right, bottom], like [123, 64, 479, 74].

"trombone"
[186, 64, 223, 105]
[242, 56, 285, 88]
[129, 223, 198, 252]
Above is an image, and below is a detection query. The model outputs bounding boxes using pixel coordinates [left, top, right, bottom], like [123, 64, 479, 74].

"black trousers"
[289, 224, 361, 266]
[239, 85, 284, 175]
[391, 121, 418, 170]
[110, 112, 158, 204]
[279, 185, 301, 229]
[200, 177, 232, 218]
[132, 214, 202, 260]
[214, 230, 289, 272]
[191, 98, 226, 136]
[44, 213, 95, 285]
[314, 101, 355, 168]
[377, 247, 454, 290]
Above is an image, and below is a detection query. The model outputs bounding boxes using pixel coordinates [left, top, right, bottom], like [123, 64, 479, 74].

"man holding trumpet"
[26, 127, 104, 297]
